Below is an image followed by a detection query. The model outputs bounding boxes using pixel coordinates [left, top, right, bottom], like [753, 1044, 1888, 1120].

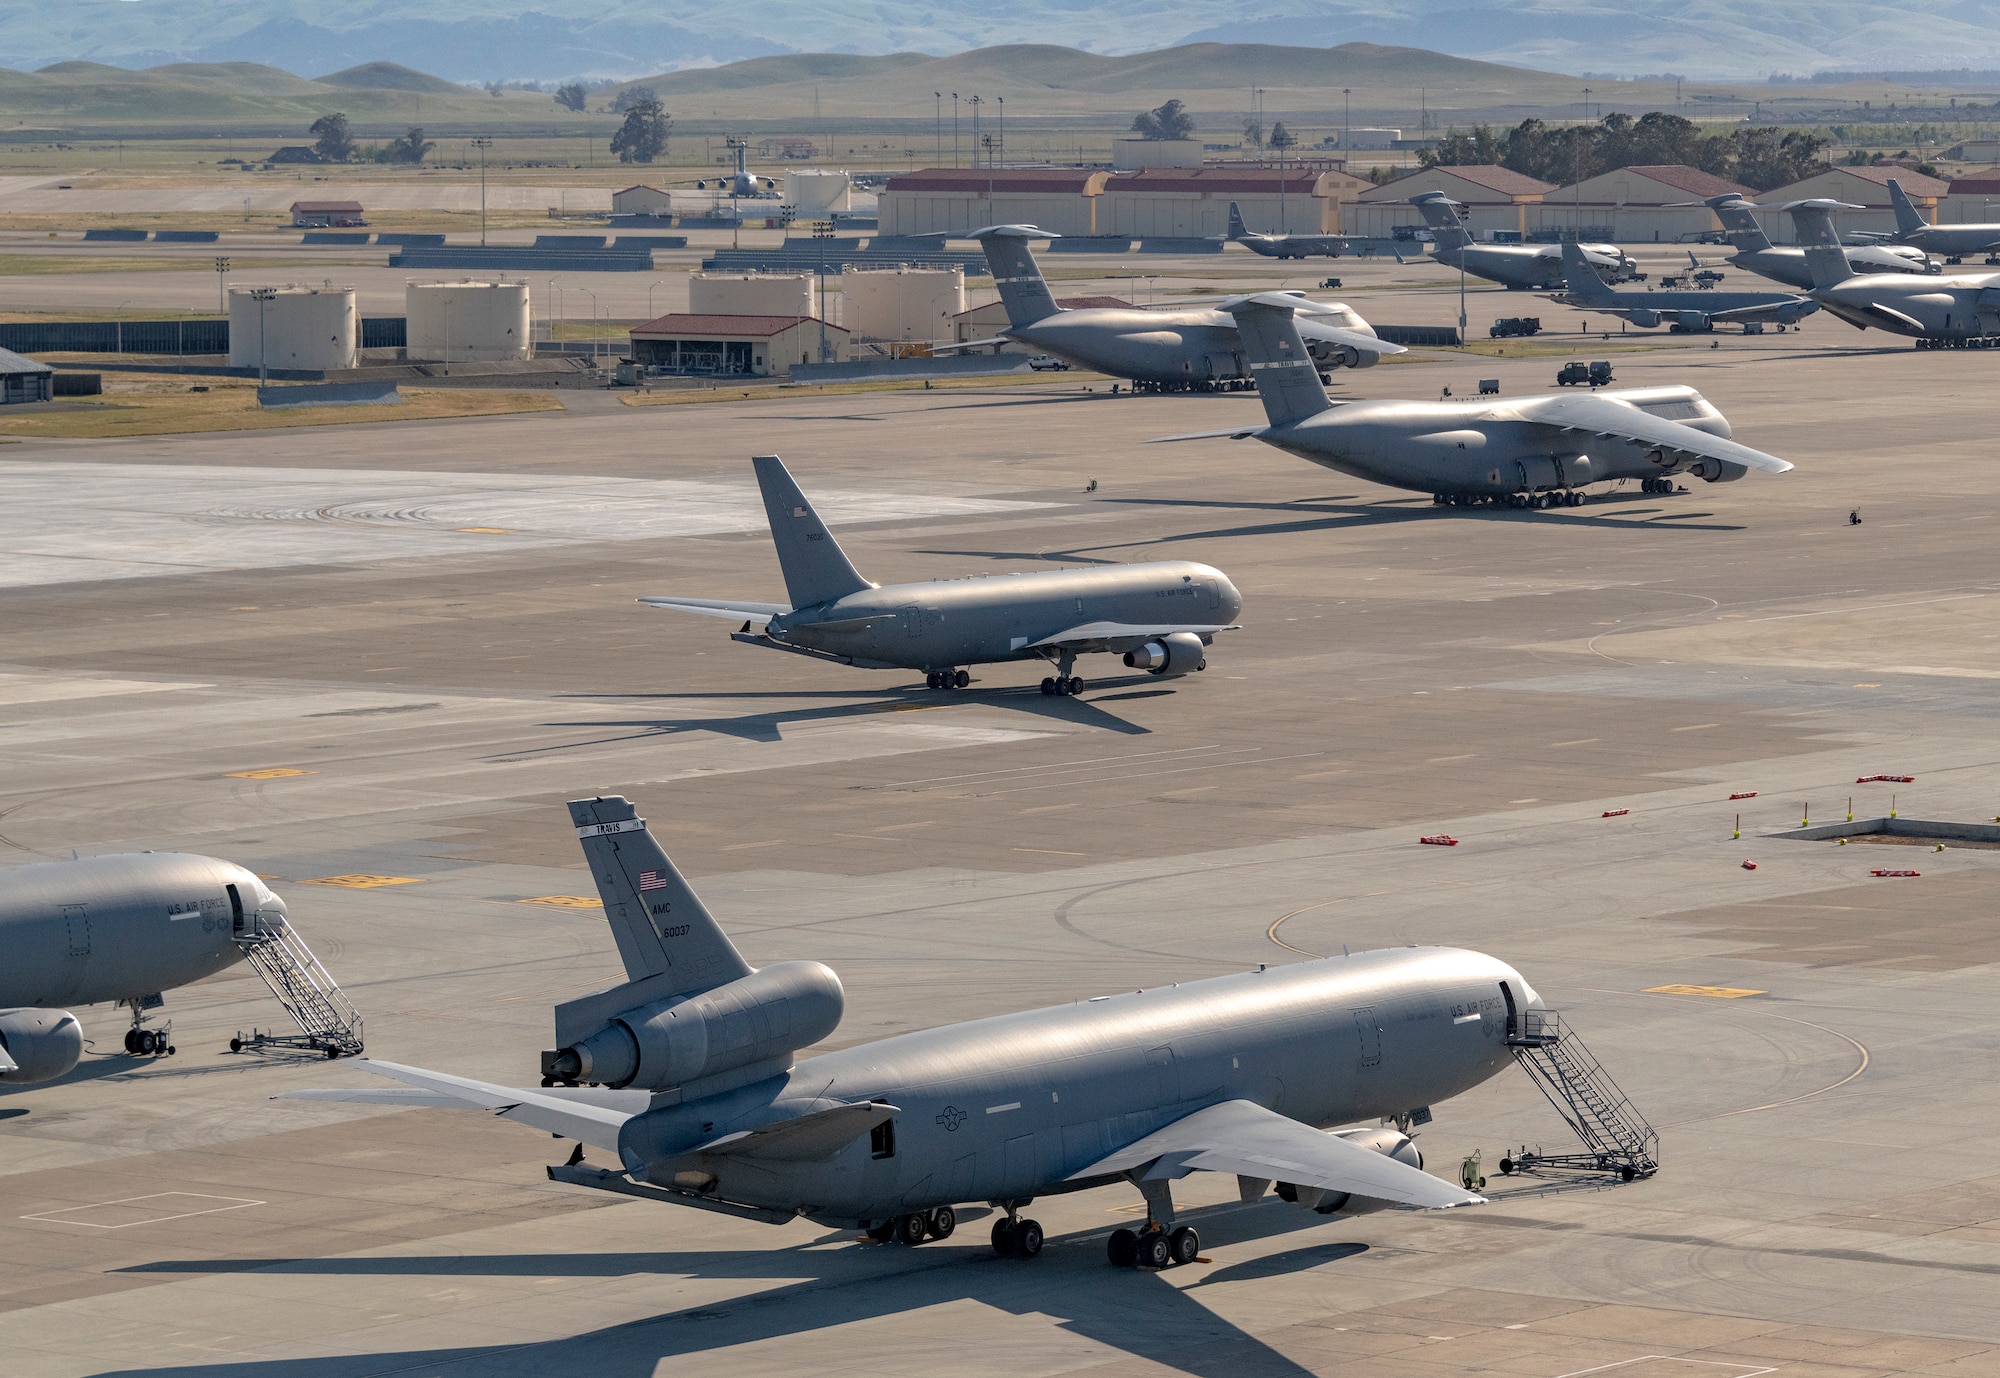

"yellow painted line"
[1645, 984, 1766, 999]
[226, 768, 316, 780]
[518, 895, 601, 909]
[456, 527, 517, 534]
[299, 874, 424, 890]
[1014, 847, 1085, 856]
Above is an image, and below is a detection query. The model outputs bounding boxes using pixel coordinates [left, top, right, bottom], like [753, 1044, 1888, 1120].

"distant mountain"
[318, 62, 467, 95]
[4, 0, 2000, 83]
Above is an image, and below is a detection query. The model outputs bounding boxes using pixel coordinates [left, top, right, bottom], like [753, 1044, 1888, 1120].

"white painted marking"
[1453, 1013, 1482, 1024]
[1552, 1359, 1779, 1378]
[985, 1102, 1021, 1114]
[22, 1192, 264, 1229]
[575, 819, 646, 838]
[0, 674, 211, 707]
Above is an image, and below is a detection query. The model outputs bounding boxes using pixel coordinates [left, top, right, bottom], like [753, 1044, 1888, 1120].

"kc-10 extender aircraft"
[290, 796, 1562, 1268]
[641, 455, 1241, 696]
[1225, 200, 1349, 258]
[1409, 192, 1639, 289]
[0, 853, 293, 1082]
[1156, 294, 1793, 507]
[942, 224, 1401, 389]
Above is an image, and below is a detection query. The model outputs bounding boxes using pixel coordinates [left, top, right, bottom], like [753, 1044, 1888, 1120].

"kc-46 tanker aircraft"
[1157, 294, 1794, 507]
[641, 455, 1241, 696]
[292, 797, 1588, 1268]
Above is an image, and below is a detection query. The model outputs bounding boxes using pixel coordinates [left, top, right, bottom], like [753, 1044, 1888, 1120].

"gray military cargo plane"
[1789, 199, 2000, 346]
[1225, 201, 1348, 258]
[945, 224, 1400, 390]
[0, 852, 290, 1082]
[642, 455, 1241, 696]
[1409, 192, 1638, 289]
[1553, 239, 1819, 332]
[1698, 193, 1933, 286]
[289, 795, 1562, 1267]
[1877, 178, 2000, 263]
[1157, 294, 1792, 507]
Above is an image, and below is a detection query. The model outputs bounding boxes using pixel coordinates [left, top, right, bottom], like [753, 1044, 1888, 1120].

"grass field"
[0, 378, 561, 438]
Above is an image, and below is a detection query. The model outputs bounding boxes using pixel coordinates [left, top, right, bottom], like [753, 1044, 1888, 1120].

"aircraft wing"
[1524, 394, 1794, 474]
[640, 596, 793, 622]
[1293, 320, 1408, 359]
[1147, 423, 1272, 443]
[930, 336, 1015, 355]
[1070, 1099, 1482, 1210]
[278, 1059, 641, 1152]
[1699, 299, 1817, 324]
[692, 1102, 898, 1162]
[1029, 621, 1239, 651]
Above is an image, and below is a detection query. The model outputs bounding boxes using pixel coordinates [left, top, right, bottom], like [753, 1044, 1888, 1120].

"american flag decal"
[792, 505, 807, 518]
[638, 870, 667, 891]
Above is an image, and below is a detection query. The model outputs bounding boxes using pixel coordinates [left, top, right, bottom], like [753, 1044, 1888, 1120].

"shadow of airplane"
[104, 1200, 1359, 1378]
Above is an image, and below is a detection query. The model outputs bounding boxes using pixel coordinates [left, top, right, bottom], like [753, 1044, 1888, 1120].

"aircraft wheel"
[896, 1212, 929, 1246]
[1040, 678, 1055, 696]
[866, 1219, 898, 1243]
[1138, 1228, 1171, 1269]
[1107, 1227, 1140, 1268]
[1012, 1218, 1044, 1257]
[1168, 1226, 1201, 1266]
[124, 1029, 141, 1054]
[992, 1219, 1016, 1255]
[925, 672, 940, 690]
[928, 1205, 956, 1240]
[954, 670, 969, 689]
[1066, 676, 1085, 696]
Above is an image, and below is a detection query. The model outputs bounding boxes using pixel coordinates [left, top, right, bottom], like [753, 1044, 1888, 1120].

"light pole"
[968, 95, 981, 167]
[249, 286, 277, 384]
[443, 293, 452, 376]
[471, 136, 492, 245]
[580, 288, 600, 364]
[1343, 87, 1351, 158]
[934, 92, 942, 167]
[997, 95, 1003, 165]
[952, 93, 960, 168]
[213, 256, 230, 315]
[647, 278, 666, 321]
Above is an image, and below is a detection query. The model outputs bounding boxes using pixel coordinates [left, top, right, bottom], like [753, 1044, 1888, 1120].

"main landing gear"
[121, 996, 174, 1058]
[1432, 490, 1585, 510]
[867, 1205, 957, 1245]
[1040, 649, 1085, 696]
[924, 669, 970, 690]
[990, 1203, 1045, 1257]
[1640, 476, 1678, 495]
[1107, 1222, 1201, 1269]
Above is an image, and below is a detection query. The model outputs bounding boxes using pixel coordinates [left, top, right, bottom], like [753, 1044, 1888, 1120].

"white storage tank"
[841, 265, 964, 343]
[784, 169, 852, 218]
[227, 285, 356, 371]
[406, 280, 531, 362]
[688, 272, 814, 319]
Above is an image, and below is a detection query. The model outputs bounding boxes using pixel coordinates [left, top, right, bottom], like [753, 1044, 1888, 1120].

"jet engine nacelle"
[1683, 457, 1748, 483]
[549, 961, 843, 1090]
[0, 1008, 84, 1084]
[1627, 310, 1661, 329]
[1275, 1127, 1423, 1215]
[1123, 631, 1207, 677]
[1673, 311, 1711, 331]
[1306, 340, 1362, 369]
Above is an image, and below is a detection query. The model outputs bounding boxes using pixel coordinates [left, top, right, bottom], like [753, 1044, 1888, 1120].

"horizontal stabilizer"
[694, 1101, 898, 1162]
[1147, 424, 1272, 443]
[1528, 394, 1793, 473]
[1031, 621, 1239, 649]
[280, 1059, 642, 1151]
[640, 596, 792, 622]
[1071, 1099, 1482, 1210]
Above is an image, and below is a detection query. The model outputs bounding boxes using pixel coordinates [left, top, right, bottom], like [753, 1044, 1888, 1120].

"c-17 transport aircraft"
[290, 796, 1582, 1267]
[1225, 200, 1348, 258]
[943, 224, 1401, 390]
[642, 455, 1241, 696]
[1409, 192, 1638, 289]
[0, 853, 296, 1082]
[1789, 199, 2000, 347]
[1158, 294, 1793, 507]
[1553, 239, 1819, 333]
[1698, 193, 1933, 286]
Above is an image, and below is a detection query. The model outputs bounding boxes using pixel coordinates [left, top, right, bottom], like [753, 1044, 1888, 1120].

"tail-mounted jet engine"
[1123, 631, 1207, 676]
[543, 961, 843, 1090]
[1273, 1127, 1423, 1214]
[0, 1008, 84, 1084]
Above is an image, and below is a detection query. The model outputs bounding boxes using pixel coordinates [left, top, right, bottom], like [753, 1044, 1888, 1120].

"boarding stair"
[230, 918, 364, 1058]
[1503, 1009, 1658, 1180]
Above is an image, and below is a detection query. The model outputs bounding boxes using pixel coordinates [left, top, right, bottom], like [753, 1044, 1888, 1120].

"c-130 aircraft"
[292, 796, 1590, 1268]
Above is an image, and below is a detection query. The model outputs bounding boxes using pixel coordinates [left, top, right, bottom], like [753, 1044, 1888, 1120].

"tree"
[1268, 121, 1296, 151]
[554, 82, 587, 113]
[611, 84, 660, 114]
[1132, 98, 1195, 141]
[610, 94, 671, 164]
[1243, 118, 1264, 148]
[1420, 124, 1502, 168]
[309, 112, 354, 163]
[379, 127, 434, 164]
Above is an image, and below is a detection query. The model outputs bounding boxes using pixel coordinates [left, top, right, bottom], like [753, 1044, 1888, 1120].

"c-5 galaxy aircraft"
[1225, 201, 1348, 258]
[1790, 199, 2000, 347]
[946, 224, 1400, 390]
[1554, 240, 1818, 332]
[290, 796, 1580, 1268]
[0, 853, 292, 1083]
[1876, 178, 2000, 263]
[643, 455, 1241, 696]
[1158, 294, 1793, 507]
[1409, 192, 1638, 289]
[1699, 193, 1933, 286]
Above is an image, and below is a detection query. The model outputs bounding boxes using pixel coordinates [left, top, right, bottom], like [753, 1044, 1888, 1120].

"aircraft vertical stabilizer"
[1706, 194, 1772, 251]
[1225, 296, 1334, 426]
[1410, 193, 1474, 251]
[968, 225, 1061, 327]
[1887, 178, 1926, 235]
[1558, 240, 1617, 301]
[568, 796, 752, 996]
[750, 454, 873, 610]
[1787, 201, 1859, 288]
[1228, 201, 1249, 239]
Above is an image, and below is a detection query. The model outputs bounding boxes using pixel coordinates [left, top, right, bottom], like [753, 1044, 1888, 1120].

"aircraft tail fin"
[1887, 178, 1925, 234]
[1409, 193, 1473, 251]
[1706, 194, 1771, 250]
[968, 224, 1061, 326]
[1559, 239, 1617, 301]
[1227, 201, 1249, 239]
[1786, 200, 1858, 288]
[568, 796, 753, 996]
[1223, 294, 1334, 426]
[750, 454, 873, 610]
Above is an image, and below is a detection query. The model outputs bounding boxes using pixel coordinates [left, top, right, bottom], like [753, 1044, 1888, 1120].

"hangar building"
[1527, 165, 1755, 242]
[1348, 166, 1556, 238]
[1762, 166, 1948, 238]
[878, 168, 1111, 237]
[0, 346, 53, 404]
[630, 313, 848, 378]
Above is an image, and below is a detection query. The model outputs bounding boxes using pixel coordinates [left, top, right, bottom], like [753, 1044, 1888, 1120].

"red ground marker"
[1602, 808, 1630, 818]
[1419, 835, 1459, 847]
[1730, 792, 1758, 800]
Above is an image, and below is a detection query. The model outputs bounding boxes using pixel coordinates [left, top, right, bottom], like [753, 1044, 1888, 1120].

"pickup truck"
[1027, 354, 1070, 372]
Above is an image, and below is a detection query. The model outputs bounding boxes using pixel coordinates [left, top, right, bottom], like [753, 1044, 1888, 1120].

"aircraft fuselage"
[1812, 270, 2000, 338]
[1008, 306, 1383, 384]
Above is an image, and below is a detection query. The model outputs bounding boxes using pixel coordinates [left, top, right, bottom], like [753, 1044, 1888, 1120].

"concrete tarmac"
[2, 325, 1999, 1376]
